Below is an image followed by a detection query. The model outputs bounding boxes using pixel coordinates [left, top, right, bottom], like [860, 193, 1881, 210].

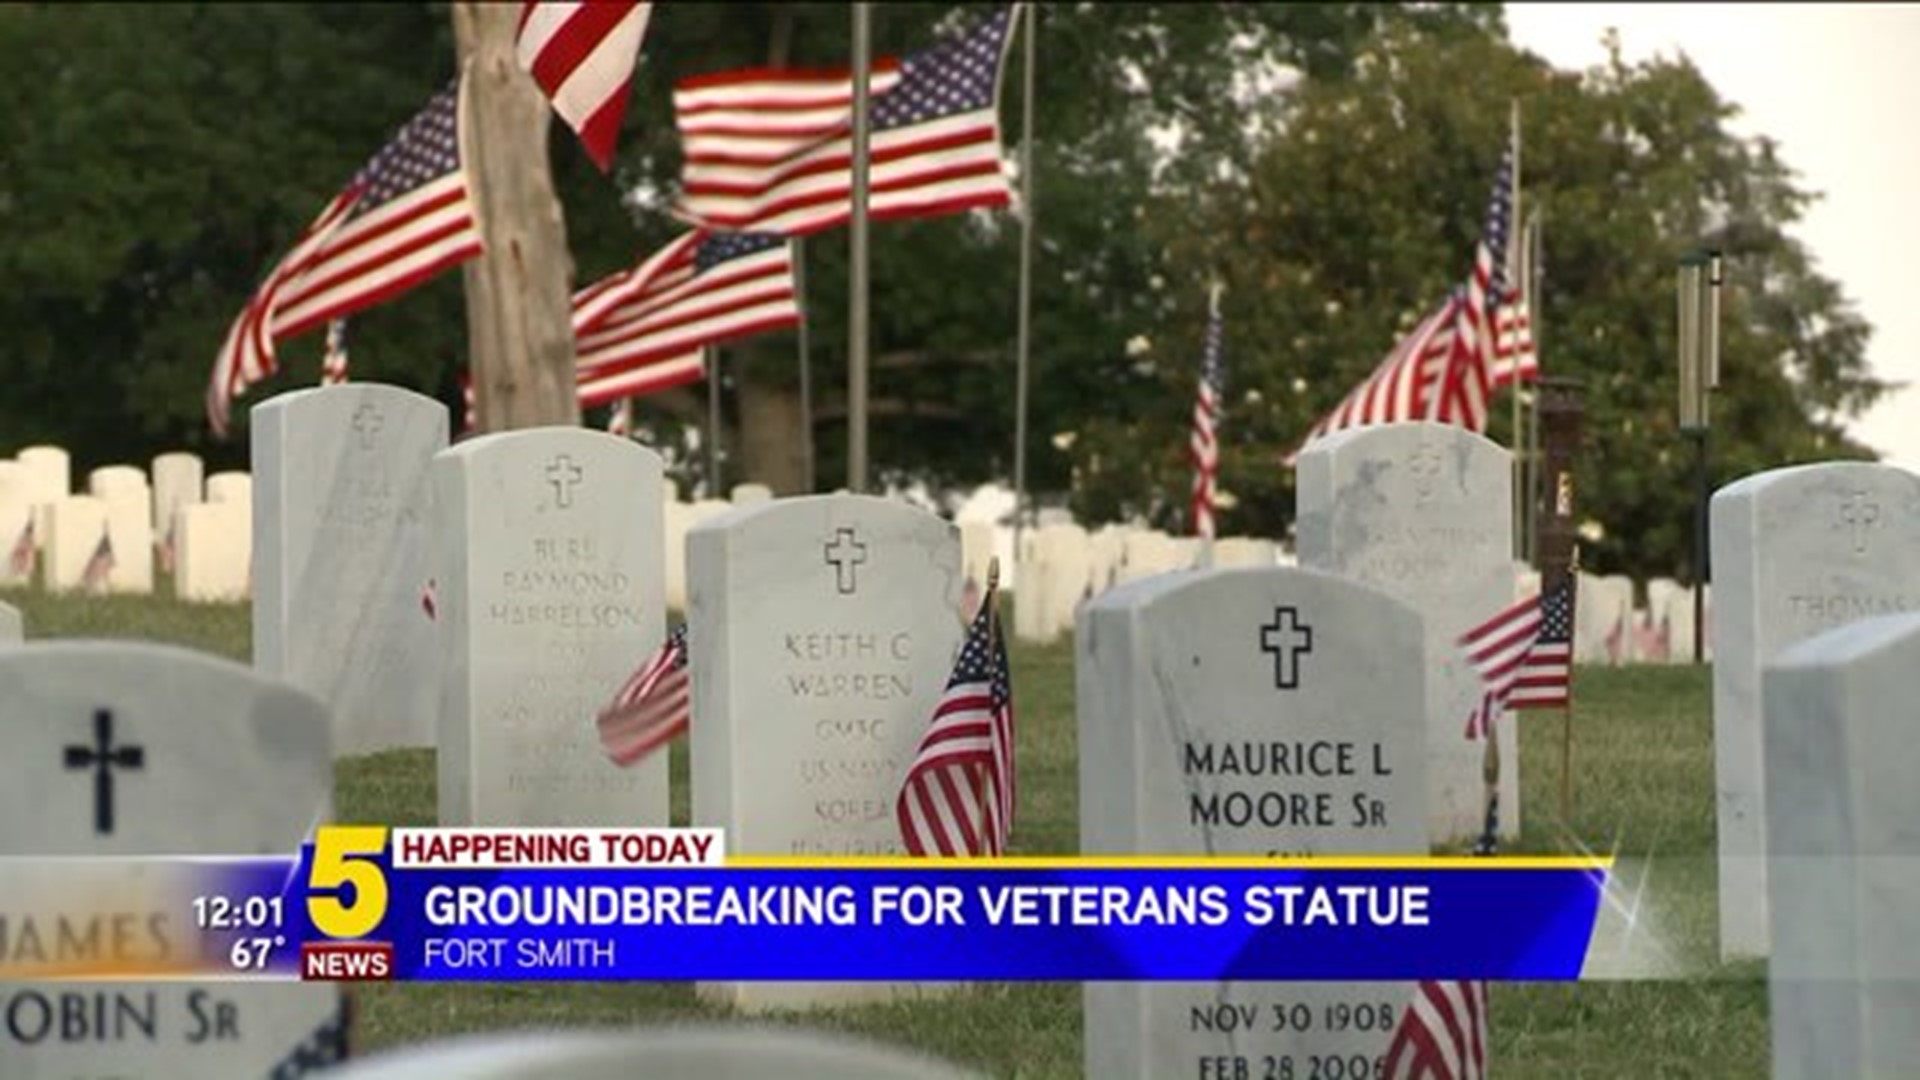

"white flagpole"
[794, 238, 815, 491]
[705, 347, 722, 496]
[1012, 2, 1037, 549]
[848, 3, 873, 493]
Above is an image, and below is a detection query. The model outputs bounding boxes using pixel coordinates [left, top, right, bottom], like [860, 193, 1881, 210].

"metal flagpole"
[706, 347, 722, 496]
[1012, 1, 1037, 549]
[1526, 209, 1546, 565]
[848, 3, 873, 493]
[794, 238, 815, 491]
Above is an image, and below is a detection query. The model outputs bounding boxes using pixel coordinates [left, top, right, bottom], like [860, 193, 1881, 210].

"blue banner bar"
[270, 854, 1606, 982]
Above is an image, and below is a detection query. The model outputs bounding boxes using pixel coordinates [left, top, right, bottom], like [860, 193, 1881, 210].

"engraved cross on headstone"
[547, 455, 584, 509]
[1839, 490, 1881, 554]
[64, 708, 143, 834]
[824, 527, 868, 595]
[1259, 606, 1313, 690]
[351, 404, 384, 451]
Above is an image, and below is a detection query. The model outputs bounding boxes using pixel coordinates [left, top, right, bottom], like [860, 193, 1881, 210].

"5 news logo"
[300, 826, 395, 981]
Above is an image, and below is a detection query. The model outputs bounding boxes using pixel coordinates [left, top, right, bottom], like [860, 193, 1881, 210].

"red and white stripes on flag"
[897, 584, 1016, 857]
[597, 623, 690, 767]
[1190, 293, 1226, 539]
[207, 81, 482, 435]
[1381, 980, 1489, 1080]
[8, 519, 34, 579]
[81, 530, 115, 595]
[1457, 590, 1543, 740]
[672, 6, 1019, 237]
[1284, 294, 1466, 467]
[516, 1, 653, 171]
[572, 230, 798, 408]
[1491, 284, 1537, 389]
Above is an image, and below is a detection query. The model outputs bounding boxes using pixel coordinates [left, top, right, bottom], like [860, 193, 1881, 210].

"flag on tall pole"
[1288, 144, 1521, 463]
[672, 5, 1022, 238]
[207, 80, 483, 435]
[848, 1, 873, 493]
[572, 230, 799, 407]
[897, 560, 1016, 857]
[515, 1, 654, 171]
[1190, 284, 1226, 540]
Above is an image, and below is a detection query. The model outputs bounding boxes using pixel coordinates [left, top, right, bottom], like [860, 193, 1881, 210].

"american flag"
[1381, 974, 1490, 1080]
[1512, 576, 1574, 708]
[207, 80, 482, 435]
[320, 320, 350, 386]
[1288, 149, 1517, 464]
[1456, 590, 1541, 741]
[1457, 574, 1575, 721]
[1491, 284, 1538, 389]
[674, 60, 902, 188]
[897, 581, 1016, 857]
[607, 399, 633, 437]
[597, 623, 690, 767]
[1284, 293, 1465, 466]
[1190, 293, 1225, 539]
[8, 519, 33, 579]
[573, 230, 797, 407]
[516, 1, 654, 171]
[81, 529, 115, 595]
[673, 6, 1020, 237]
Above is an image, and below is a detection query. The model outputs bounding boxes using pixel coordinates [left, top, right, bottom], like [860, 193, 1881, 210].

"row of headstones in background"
[0, 447, 252, 601]
[1009, 525, 1291, 645]
[1710, 461, 1920, 962]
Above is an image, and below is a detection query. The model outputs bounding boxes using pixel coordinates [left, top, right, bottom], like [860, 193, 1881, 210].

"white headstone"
[1013, 527, 1054, 645]
[1212, 537, 1277, 568]
[1710, 461, 1920, 960]
[0, 642, 344, 1077]
[1296, 422, 1517, 844]
[328, 1027, 979, 1080]
[433, 428, 669, 827]
[0, 460, 35, 586]
[98, 478, 155, 595]
[959, 520, 995, 594]
[174, 502, 251, 603]
[0, 600, 19, 643]
[1514, 565, 1542, 604]
[731, 483, 774, 505]
[253, 385, 447, 757]
[1038, 522, 1092, 636]
[1087, 526, 1128, 595]
[1657, 581, 1700, 664]
[1764, 612, 1920, 1080]
[44, 495, 110, 594]
[1598, 574, 1634, 663]
[86, 465, 146, 497]
[1079, 567, 1431, 1079]
[664, 497, 693, 612]
[206, 472, 252, 505]
[1118, 530, 1181, 584]
[16, 445, 70, 549]
[688, 493, 964, 1011]
[152, 451, 205, 547]
[1573, 573, 1620, 664]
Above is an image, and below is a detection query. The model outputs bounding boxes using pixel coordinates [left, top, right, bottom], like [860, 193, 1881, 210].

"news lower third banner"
[0, 829, 1607, 983]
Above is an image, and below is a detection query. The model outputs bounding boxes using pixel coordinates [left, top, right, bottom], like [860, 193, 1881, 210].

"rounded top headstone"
[328, 1028, 982, 1080]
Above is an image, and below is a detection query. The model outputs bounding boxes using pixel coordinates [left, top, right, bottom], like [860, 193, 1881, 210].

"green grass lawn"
[2, 586, 1766, 1078]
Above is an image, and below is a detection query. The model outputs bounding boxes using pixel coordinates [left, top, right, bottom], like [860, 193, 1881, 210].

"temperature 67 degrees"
[230, 935, 285, 971]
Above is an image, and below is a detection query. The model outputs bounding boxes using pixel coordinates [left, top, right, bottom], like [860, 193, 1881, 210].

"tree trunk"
[730, 5, 816, 493]
[452, 2, 580, 431]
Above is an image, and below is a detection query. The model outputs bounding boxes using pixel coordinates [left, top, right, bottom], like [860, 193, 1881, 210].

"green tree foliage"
[0, 5, 1882, 579]
[1077, 22, 1885, 577]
